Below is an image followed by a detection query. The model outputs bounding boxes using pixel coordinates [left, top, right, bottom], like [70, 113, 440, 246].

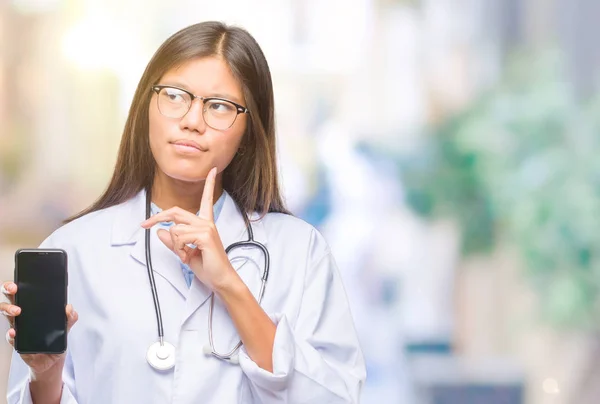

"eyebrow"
[159, 80, 244, 105]
[209, 92, 244, 104]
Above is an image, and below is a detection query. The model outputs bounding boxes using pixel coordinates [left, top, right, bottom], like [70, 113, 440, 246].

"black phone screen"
[15, 249, 68, 354]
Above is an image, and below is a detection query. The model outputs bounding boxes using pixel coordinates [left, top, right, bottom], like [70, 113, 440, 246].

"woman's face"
[148, 56, 247, 183]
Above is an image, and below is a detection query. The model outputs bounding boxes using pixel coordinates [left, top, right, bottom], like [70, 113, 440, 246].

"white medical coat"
[7, 190, 366, 403]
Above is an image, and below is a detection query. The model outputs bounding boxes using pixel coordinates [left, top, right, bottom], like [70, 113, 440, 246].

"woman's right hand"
[1, 281, 78, 376]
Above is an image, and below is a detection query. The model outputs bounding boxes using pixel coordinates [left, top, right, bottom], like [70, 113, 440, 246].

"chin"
[166, 170, 207, 183]
[159, 162, 209, 183]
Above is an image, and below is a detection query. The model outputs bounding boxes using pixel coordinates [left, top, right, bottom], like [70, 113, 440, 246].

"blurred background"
[1, 0, 600, 403]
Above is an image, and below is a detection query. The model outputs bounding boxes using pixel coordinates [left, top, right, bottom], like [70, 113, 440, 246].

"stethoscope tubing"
[144, 188, 270, 363]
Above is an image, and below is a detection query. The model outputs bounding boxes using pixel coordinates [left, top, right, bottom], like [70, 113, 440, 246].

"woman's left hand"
[140, 167, 237, 291]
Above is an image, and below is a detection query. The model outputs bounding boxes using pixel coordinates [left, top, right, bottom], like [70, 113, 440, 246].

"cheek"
[148, 107, 169, 157]
[214, 129, 245, 167]
[148, 121, 160, 152]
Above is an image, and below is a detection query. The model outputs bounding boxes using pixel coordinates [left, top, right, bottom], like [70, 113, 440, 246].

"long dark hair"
[66, 21, 289, 223]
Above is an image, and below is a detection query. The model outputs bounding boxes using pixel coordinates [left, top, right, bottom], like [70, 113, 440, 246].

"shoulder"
[40, 201, 128, 248]
[259, 212, 331, 262]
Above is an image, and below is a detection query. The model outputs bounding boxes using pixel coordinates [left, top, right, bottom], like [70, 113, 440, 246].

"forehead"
[160, 56, 243, 103]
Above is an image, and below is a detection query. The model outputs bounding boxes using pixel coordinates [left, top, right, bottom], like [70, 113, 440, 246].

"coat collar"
[110, 189, 268, 319]
[111, 189, 268, 247]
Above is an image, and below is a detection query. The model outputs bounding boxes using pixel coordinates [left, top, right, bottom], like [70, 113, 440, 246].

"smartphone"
[14, 249, 68, 354]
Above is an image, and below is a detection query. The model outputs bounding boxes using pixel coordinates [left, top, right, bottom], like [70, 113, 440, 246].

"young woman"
[3, 21, 366, 403]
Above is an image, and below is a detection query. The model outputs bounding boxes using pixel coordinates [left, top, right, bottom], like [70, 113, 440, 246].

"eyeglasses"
[151, 85, 249, 130]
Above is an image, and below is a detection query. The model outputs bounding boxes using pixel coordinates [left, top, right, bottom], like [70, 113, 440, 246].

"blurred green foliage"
[400, 51, 600, 329]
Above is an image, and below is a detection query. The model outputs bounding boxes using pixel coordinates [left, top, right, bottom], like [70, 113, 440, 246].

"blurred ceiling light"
[11, 0, 60, 13]
[61, 15, 133, 71]
[542, 378, 560, 394]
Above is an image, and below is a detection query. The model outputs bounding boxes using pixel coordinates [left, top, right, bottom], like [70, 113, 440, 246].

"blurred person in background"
[1, 21, 365, 403]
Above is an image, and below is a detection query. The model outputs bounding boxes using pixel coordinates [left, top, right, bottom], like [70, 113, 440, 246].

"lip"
[170, 140, 207, 152]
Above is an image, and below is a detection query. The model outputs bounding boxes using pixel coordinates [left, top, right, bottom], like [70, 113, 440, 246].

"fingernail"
[10, 307, 19, 315]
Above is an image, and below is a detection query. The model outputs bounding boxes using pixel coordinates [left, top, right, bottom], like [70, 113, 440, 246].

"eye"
[160, 88, 188, 103]
[207, 100, 235, 114]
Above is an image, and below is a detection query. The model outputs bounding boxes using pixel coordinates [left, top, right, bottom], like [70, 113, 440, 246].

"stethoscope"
[143, 189, 270, 371]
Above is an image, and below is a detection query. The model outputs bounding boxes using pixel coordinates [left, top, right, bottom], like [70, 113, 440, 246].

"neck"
[151, 171, 223, 214]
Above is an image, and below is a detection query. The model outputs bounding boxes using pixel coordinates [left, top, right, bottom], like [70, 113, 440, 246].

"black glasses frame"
[151, 85, 249, 128]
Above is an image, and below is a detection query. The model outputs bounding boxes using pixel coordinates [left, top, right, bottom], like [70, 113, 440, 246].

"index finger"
[141, 207, 195, 228]
[198, 167, 217, 221]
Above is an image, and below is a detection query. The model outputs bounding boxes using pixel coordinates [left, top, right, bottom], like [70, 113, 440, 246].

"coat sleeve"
[238, 230, 367, 403]
[7, 349, 78, 404]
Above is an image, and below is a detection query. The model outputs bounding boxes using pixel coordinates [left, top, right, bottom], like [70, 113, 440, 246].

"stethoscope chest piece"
[146, 341, 176, 371]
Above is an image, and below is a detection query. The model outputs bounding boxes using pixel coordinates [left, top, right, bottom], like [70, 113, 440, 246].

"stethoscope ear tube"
[145, 188, 165, 341]
[207, 240, 269, 361]
[145, 188, 175, 370]
[202, 345, 240, 364]
[225, 240, 270, 282]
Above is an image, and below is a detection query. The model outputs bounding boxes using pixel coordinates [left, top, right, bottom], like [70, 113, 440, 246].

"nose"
[179, 98, 207, 134]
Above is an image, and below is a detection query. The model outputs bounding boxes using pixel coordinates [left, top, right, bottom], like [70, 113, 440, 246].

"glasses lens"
[203, 99, 238, 130]
[157, 87, 191, 118]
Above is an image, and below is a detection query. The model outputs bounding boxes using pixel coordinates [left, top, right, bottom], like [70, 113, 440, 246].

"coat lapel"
[110, 189, 270, 326]
[111, 189, 189, 298]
